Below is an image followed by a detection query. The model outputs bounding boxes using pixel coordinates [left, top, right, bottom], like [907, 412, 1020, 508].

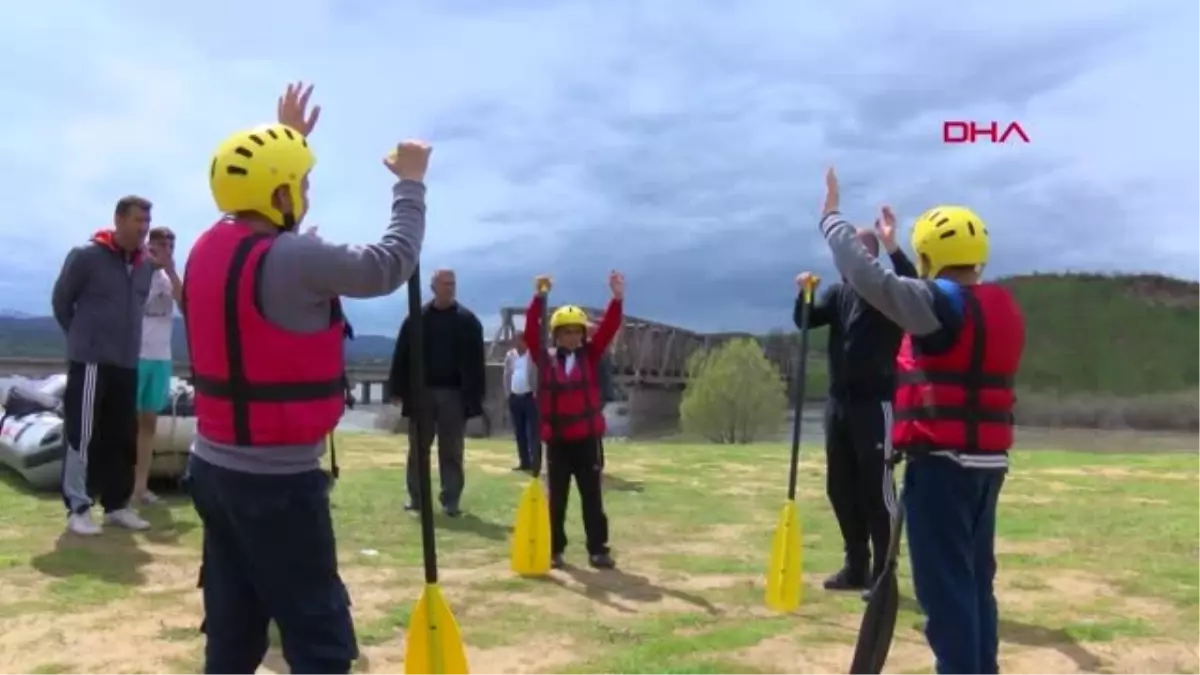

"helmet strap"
[281, 212, 297, 232]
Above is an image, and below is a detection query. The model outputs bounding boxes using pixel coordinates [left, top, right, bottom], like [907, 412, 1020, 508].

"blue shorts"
[137, 359, 172, 413]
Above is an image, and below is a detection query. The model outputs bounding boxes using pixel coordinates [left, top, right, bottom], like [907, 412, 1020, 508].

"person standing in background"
[795, 208, 917, 595]
[133, 227, 182, 505]
[588, 321, 619, 471]
[51, 195, 163, 536]
[503, 331, 539, 472]
[388, 268, 487, 517]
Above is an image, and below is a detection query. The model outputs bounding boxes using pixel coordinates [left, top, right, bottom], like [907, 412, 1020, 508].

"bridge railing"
[488, 307, 821, 386]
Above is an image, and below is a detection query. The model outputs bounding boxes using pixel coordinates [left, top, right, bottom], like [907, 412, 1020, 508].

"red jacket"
[525, 296, 622, 442]
[184, 220, 346, 446]
[893, 283, 1024, 461]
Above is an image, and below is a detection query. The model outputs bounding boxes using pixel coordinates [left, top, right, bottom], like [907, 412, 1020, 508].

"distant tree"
[680, 337, 787, 444]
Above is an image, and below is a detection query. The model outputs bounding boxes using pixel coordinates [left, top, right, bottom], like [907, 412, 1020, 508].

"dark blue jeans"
[904, 455, 1006, 675]
[187, 455, 358, 674]
[509, 393, 540, 469]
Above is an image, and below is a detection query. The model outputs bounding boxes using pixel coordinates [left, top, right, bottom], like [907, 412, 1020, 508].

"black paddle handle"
[407, 264, 439, 584]
[532, 288, 551, 479]
[849, 491, 906, 674]
[785, 285, 815, 500]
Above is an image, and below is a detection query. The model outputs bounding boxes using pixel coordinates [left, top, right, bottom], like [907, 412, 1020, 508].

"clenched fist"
[608, 270, 625, 299]
[795, 272, 821, 296]
[383, 140, 433, 182]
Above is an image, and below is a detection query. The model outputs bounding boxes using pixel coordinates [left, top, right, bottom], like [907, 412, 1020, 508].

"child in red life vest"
[524, 270, 625, 570]
[819, 168, 1025, 674]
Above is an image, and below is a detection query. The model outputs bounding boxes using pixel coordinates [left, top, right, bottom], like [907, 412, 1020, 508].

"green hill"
[998, 273, 1198, 395]
[2, 273, 1196, 429]
[770, 272, 1198, 430]
[0, 317, 398, 363]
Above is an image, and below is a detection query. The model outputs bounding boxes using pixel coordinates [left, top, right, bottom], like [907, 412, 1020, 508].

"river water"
[2, 376, 829, 440]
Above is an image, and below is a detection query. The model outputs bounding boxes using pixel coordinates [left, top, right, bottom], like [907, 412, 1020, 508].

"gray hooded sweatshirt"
[52, 229, 157, 369]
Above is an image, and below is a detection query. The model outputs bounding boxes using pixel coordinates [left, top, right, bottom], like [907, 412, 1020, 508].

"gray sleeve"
[51, 247, 87, 333]
[291, 181, 426, 299]
[819, 212, 943, 336]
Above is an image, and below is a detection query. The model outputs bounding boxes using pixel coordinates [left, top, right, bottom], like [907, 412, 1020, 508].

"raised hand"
[383, 140, 433, 182]
[874, 206, 899, 253]
[608, 270, 625, 299]
[822, 166, 840, 216]
[277, 81, 321, 136]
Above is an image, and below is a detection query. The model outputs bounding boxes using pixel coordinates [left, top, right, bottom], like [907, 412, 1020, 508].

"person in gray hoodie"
[51, 195, 167, 536]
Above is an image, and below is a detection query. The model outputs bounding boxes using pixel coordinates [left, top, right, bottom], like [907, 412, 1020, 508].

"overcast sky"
[2, 0, 1195, 336]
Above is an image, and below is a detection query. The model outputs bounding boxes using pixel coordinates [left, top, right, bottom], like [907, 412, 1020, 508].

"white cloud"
[0, 0, 1194, 333]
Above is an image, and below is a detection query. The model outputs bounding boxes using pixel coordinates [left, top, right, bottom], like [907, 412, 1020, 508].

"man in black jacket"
[388, 268, 486, 516]
[587, 321, 619, 470]
[795, 208, 916, 592]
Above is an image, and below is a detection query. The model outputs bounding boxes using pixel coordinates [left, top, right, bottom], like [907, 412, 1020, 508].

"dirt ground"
[0, 439, 1196, 674]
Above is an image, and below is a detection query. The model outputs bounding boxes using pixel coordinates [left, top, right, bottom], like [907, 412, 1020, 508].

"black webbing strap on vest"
[190, 235, 345, 446]
[893, 289, 1014, 452]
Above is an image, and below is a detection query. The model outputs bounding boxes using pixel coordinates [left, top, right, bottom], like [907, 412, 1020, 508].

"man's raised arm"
[293, 142, 431, 299]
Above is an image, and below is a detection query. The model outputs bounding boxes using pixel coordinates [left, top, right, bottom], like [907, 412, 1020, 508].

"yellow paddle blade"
[510, 477, 552, 577]
[764, 499, 803, 613]
[404, 583, 469, 675]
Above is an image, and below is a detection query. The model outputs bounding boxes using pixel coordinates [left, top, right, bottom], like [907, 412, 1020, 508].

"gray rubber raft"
[0, 375, 194, 490]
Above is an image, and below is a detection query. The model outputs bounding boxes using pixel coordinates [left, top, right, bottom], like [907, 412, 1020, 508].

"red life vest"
[183, 220, 346, 446]
[893, 283, 1025, 459]
[539, 347, 607, 443]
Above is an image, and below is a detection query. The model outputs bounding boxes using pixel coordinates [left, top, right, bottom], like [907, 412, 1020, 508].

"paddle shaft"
[850, 490, 906, 674]
[407, 265, 440, 585]
[785, 292, 814, 501]
[532, 289, 550, 479]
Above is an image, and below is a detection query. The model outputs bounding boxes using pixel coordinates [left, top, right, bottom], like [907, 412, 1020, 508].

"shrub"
[680, 338, 787, 443]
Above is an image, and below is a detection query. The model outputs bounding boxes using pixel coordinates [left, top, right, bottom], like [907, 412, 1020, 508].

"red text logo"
[942, 121, 1030, 144]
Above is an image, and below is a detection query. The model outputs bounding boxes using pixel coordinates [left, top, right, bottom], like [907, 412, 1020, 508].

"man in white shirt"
[503, 331, 540, 472]
[134, 227, 182, 505]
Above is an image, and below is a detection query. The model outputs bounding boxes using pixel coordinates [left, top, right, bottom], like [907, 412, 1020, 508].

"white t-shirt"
[140, 270, 175, 361]
[509, 352, 532, 394]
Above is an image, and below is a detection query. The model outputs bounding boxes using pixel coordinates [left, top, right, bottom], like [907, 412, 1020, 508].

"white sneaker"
[67, 512, 102, 536]
[104, 508, 150, 531]
[138, 490, 161, 506]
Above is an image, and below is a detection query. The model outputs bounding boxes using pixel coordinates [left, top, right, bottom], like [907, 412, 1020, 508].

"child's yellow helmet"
[550, 305, 589, 331]
[910, 205, 990, 279]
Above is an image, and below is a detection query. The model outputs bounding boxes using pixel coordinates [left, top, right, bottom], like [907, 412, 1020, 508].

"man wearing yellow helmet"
[818, 168, 1025, 674]
[524, 271, 625, 570]
[182, 82, 430, 674]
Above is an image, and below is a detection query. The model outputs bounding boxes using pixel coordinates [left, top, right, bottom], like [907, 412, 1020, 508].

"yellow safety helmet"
[910, 205, 990, 279]
[550, 305, 589, 332]
[209, 123, 315, 228]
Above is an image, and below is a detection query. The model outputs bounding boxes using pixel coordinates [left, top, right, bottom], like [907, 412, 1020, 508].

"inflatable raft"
[0, 376, 195, 490]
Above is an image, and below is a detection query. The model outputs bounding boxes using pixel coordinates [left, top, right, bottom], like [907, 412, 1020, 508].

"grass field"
[0, 434, 1196, 674]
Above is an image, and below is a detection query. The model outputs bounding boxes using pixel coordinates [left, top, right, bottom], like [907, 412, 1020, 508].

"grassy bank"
[1002, 273, 1199, 431]
[0, 434, 1196, 674]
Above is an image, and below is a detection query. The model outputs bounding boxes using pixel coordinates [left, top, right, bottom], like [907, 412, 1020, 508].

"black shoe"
[404, 502, 420, 513]
[823, 567, 869, 591]
[588, 553, 616, 569]
[443, 506, 462, 518]
[551, 554, 565, 570]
